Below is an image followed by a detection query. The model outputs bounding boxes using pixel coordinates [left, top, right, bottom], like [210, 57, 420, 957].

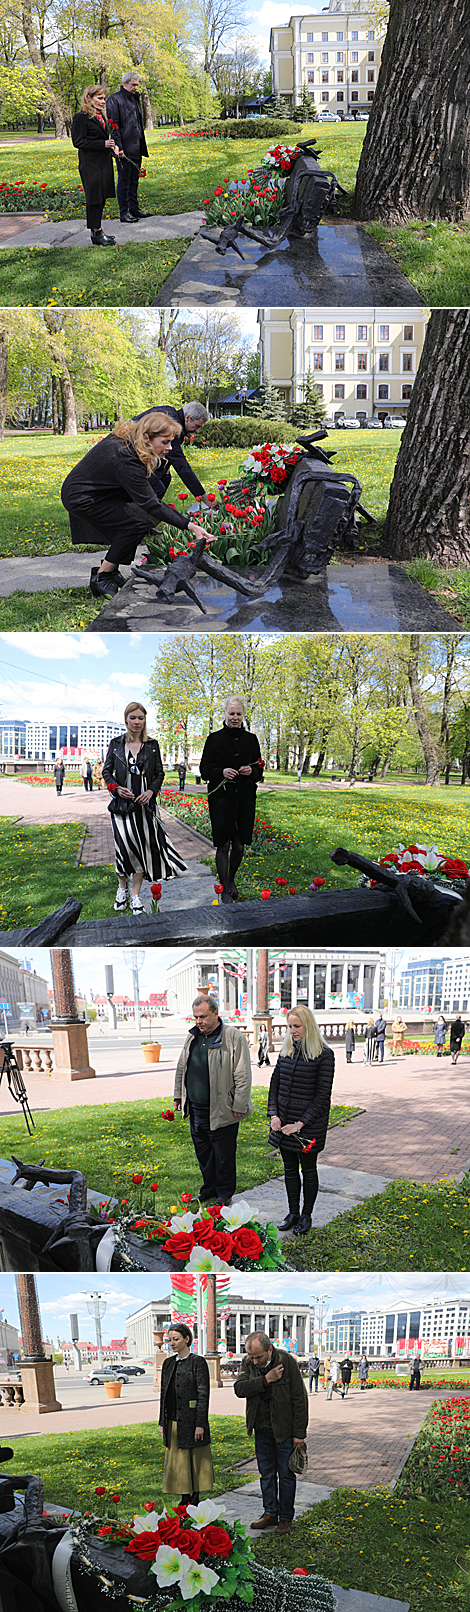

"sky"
[245, 1, 333, 65]
[0, 1272, 466, 1344]
[14, 947, 195, 1000]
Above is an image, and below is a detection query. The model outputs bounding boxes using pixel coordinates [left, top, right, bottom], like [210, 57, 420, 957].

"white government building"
[0, 718, 122, 766]
[270, 2, 384, 118]
[398, 955, 470, 1017]
[258, 308, 430, 423]
[166, 948, 385, 1018]
[125, 1294, 470, 1363]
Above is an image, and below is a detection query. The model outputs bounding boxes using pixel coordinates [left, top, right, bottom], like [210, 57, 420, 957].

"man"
[81, 757, 93, 792]
[134, 402, 212, 509]
[177, 761, 187, 792]
[308, 1352, 320, 1393]
[234, 1330, 308, 1536]
[409, 1354, 422, 1391]
[53, 759, 65, 795]
[391, 1015, 407, 1056]
[174, 994, 252, 1205]
[106, 71, 149, 223]
[375, 1013, 387, 1062]
[340, 1355, 353, 1397]
[326, 1358, 342, 1400]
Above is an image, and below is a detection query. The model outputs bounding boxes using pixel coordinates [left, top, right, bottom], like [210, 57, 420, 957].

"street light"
[123, 949, 145, 1033]
[83, 1291, 107, 1370]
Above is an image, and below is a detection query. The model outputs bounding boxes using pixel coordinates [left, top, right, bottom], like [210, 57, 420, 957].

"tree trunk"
[22, 5, 68, 137]
[0, 330, 7, 441]
[51, 374, 59, 433]
[140, 84, 154, 131]
[312, 749, 325, 777]
[354, 0, 470, 223]
[407, 635, 441, 785]
[348, 723, 361, 783]
[59, 365, 77, 433]
[383, 311, 470, 564]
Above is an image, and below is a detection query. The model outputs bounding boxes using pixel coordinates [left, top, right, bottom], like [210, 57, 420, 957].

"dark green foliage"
[191, 418, 298, 447]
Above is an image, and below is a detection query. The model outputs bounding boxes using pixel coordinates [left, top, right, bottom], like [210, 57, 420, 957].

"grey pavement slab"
[332, 1591, 408, 1612]
[87, 562, 459, 634]
[137, 859, 213, 914]
[0, 551, 105, 596]
[153, 222, 421, 308]
[231, 1161, 390, 1233]
[0, 211, 203, 251]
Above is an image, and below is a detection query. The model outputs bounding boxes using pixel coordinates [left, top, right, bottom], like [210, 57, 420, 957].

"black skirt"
[199, 725, 263, 847]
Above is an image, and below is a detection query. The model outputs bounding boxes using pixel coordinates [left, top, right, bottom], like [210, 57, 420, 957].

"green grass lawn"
[285, 1174, 470, 1271]
[5, 1418, 254, 1515]
[0, 1092, 356, 1208]
[0, 816, 117, 929]
[0, 238, 189, 308]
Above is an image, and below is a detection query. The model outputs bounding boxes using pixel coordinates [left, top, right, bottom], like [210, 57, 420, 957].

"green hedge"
[193, 418, 298, 447]
[206, 118, 299, 139]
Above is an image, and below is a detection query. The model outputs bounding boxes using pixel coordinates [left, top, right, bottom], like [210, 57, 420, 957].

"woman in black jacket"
[159, 1324, 214, 1505]
[61, 412, 214, 600]
[103, 700, 186, 914]
[71, 84, 123, 246]
[199, 695, 263, 903]
[268, 1004, 334, 1236]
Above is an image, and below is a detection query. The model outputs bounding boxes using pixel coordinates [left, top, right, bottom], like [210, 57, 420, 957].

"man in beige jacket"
[174, 994, 252, 1205]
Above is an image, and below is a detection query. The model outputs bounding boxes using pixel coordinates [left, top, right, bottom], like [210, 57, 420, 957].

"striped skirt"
[111, 805, 187, 883]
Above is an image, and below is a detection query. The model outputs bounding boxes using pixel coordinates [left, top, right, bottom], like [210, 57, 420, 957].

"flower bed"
[0, 178, 85, 215]
[144, 482, 278, 573]
[396, 1395, 470, 1500]
[364, 841, 470, 895]
[107, 1191, 287, 1273]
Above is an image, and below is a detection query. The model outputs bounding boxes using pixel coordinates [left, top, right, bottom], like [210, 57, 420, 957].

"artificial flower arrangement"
[262, 143, 301, 173]
[70, 1496, 336, 1611]
[202, 144, 301, 231]
[103, 1187, 287, 1273]
[361, 843, 469, 893]
[241, 442, 303, 494]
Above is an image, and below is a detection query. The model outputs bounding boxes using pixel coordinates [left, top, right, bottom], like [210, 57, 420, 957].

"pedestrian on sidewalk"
[234, 1330, 308, 1536]
[71, 84, 123, 247]
[322, 1355, 331, 1392]
[345, 1019, 355, 1064]
[434, 1014, 448, 1057]
[363, 1017, 377, 1062]
[257, 1023, 270, 1067]
[174, 994, 252, 1205]
[375, 1014, 387, 1063]
[409, 1354, 422, 1391]
[391, 1016, 407, 1056]
[159, 1324, 214, 1505]
[81, 757, 93, 792]
[340, 1356, 353, 1397]
[308, 1352, 320, 1393]
[200, 695, 264, 905]
[358, 1354, 369, 1391]
[93, 758, 105, 790]
[54, 759, 65, 795]
[177, 761, 187, 792]
[450, 1015, 466, 1064]
[267, 1005, 334, 1237]
[326, 1359, 342, 1400]
[103, 700, 187, 914]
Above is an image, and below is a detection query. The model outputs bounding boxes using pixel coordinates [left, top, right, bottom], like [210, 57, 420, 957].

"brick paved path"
[327, 1047, 470, 1182]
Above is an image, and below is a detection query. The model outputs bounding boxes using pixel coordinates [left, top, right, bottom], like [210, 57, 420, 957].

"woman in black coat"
[71, 83, 123, 245]
[159, 1324, 214, 1505]
[345, 1019, 355, 1064]
[199, 695, 263, 903]
[103, 700, 187, 914]
[61, 412, 213, 600]
[268, 1004, 334, 1236]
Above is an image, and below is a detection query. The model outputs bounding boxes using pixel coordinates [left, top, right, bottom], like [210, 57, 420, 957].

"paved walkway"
[0, 210, 203, 251]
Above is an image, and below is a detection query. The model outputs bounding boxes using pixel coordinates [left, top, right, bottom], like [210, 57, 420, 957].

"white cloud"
[109, 673, 149, 688]
[0, 633, 108, 661]
[0, 677, 127, 725]
[40, 1286, 139, 1316]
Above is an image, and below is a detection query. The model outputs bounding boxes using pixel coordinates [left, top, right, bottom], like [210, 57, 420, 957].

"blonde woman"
[267, 1005, 334, 1236]
[71, 84, 123, 246]
[103, 701, 187, 914]
[199, 695, 264, 904]
[61, 412, 214, 601]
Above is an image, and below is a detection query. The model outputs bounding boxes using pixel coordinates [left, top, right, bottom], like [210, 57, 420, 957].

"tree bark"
[383, 311, 470, 564]
[43, 313, 77, 435]
[348, 723, 361, 783]
[22, 5, 68, 137]
[407, 635, 441, 785]
[354, 0, 470, 223]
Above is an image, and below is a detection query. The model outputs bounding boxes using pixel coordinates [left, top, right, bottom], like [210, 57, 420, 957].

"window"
[335, 324, 345, 340]
[59, 725, 67, 749]
[404, 324, 414, 340]
[356, 384, 368, 399]
[313, 352, 323, 369]
[368, 29, 375, 39]
[313, 324, 323, 339]
[402, 383, 413, 400]
[351, 89, 358, 100]
[351, 70, 359, 82]
[337, 71, 344, 83]
[307, 52, 314, 62]
[358, 324, 368, 339]
[352, 30, 358, 41]
[379, 325, 389, 340]
[321, 90, 329, 102]
[307, 71, 314, 81]
[367, 70, 375, 82]
[378, 383, 389, 400]
[337, 32, 343, 41]
[367, 90, 375, 100]
[337, 51, 344, 62]
[314, 965, 326, 1009]
[379, 354, 389, 371]
[368, 50, 375, 61]
[321, 51, 329, 61]
[315, 383, 324, 396]
[297, 964, 310, 1001]
[307, 31, 313, 41]
[357, 353, 368, 370]
[351, 51, 358, 62]
[322, 31, 328, 41]
[335, 353, 345, 370]
[402, 353, 413, 371]
[337, 89, 344, 99]
[322, 70, 329, 83]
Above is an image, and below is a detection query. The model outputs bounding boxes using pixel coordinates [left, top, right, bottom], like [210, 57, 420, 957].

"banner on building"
[396, 1339, 447, 1358]
[170, 1274, 231, 1327]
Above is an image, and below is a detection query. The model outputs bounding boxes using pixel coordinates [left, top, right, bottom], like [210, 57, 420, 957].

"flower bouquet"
[143, 491, 277, 574]
[361, 843, 469, 895]
[261, 143, 300, 174]
[202, 175, 283, 230]
[106, 1190, 287, 1272]
[241, 443, 303, 495]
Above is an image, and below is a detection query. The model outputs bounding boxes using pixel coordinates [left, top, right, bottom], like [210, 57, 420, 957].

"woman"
[200, 696, 264, 904]
[61, 412, 214, 601]
[450, 1015, 466, 1065]
[267, 1004, 335, 1236]
[434, 1015, 448, 1057]
[391, 1015, 407, 1056]
[71, 84, 123, 246]
[345, 1019, 355, 1064]
[257, 1023, 270, 1067]
[53, 759, 64, 796]
[363, 1016, 377, 1063]
[103, 701, 187, 914]
[358, 1355, 369, 1391]
[159, 1324, 213, 1505]
[340, 1356, 353, 1397]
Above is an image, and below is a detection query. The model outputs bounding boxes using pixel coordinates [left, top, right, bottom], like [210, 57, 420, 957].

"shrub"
[192, 418, 298, 448]
[204, 118, 299, 139]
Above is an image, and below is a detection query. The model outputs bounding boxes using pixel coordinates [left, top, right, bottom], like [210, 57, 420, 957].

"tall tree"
[383, 310, 470, 565]
[21, 2, 68, 135]
[354, 0, 470, 223]
[407, 635, 441, 785]
[166, 311, 243, 408]
[193, 0, 247, 76]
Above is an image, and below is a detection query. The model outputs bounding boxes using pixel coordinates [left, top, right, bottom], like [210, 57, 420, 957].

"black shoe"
[91, 229, 116, 245]
[296, 1213, 312, 1236]
[216, 1194, 232, 1207]
[133, 209, 151, 219]
[120, 211, 139, 223]
[90, 571, 120, 598]
[228, 882, 239, 900]
[221, 889, 233, 904]
[278, 1211, 300, 1232]
[199, 1186, 217, 1202]
[114, 570, 127, 589]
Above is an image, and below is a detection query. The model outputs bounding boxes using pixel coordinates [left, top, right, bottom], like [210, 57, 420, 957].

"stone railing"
[0, 1378, 25, 1407]
[14, 1045, 54, 1074]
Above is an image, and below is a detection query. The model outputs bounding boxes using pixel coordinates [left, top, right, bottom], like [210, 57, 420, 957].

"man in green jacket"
[174, 994, 252, 1205]
[234, 1331, 308, 1535]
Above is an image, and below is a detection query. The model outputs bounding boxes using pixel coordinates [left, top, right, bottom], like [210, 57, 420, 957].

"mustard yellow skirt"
[162, 1420, 214, 1495]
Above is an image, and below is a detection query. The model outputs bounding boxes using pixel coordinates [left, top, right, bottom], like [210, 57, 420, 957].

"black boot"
[91, 228, 116, 245]
[278, 1210, 300, 1232]
[295, 1213, 312, 1235]
[90, 570, 120, 598]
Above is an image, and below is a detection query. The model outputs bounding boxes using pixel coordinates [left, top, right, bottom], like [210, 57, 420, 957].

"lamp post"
[123, 950, 145, 1034]
[15, 1275, 62, 1414]
[85, 1291, 106, 1370]
[204, 1275, 223, 1388]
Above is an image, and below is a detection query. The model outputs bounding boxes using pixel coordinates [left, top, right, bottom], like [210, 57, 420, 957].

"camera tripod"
[0, 1042, 35, 1134]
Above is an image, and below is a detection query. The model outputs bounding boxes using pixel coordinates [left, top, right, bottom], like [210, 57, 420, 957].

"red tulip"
[111, 1494, 120, 1503]
[144, 1502, 155, 1512]
[289, 887, 297, 894]
[150, 1182, 159, 1192]
[182, 1192, 193, 1203]
[214, 882, 223, 894]
[293, 1569, 308, 1577]
[95, 1487, 106, 1496]
[261, 889, 271, 899]
[132, 1174, 143, 1185]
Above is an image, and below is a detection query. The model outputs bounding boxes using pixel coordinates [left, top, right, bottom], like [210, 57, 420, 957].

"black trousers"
[86, 199, 104, 231]
[280, 1144, 320, 1217]
[116, 157, 139, 216]
[63, 492, 157, 564]
[189, 1104, 239, 1198]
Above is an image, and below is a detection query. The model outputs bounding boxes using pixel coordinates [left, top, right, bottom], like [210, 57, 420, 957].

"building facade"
[258, 307, 430, 422]
[0, 950, 50, 1029]
[398, 955, 470, 1016]
[360, 1298, 470, 1360]
[270, 4, 384, 118]
[0, 718, 122, 766]
[125, 1296, 312, 1359]
[166, 949, 385, 1019]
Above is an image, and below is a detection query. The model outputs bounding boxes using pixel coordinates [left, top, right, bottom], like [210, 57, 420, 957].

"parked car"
[356, 112, 370, 120]
[367, 419, 383, 428]
[118, 1364, 145, 1376]
[342, 418, 361, 429]
[389, 416, 407, 429]
[317, 111, 341, 123]
[87, 1367, 130, 1384]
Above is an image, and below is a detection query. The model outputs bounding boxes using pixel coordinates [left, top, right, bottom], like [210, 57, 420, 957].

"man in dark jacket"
[375, 1015, 387, 1063]
[308, 1352, 320, 1393]
[134, 403, 212, 508]
[106, 71, 149, 222]
[234, 1331, 308, 1536]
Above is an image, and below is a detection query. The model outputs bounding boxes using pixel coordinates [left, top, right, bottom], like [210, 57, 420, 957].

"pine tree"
[292, 87, 317, 125]
[289, 367, 326, 429]
[246, 377, 288, 421]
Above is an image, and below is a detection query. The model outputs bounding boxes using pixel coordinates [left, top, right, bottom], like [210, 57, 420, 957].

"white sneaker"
[131, 894, 144, 914]
[114, 887, 128, 912]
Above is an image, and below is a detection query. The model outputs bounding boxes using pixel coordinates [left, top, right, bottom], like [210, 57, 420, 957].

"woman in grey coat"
[159, 1324, 214, 1503]
[345, 1020, 355, 1064]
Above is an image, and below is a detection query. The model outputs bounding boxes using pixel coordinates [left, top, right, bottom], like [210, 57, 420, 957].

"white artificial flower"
[178, 1561, 220, 1600]
[150, 1546, 184, 1587]
[169, 1211, 195, 1233]
[220, 1199, 253, 1229]
[186, 1500, 226, 1528]
[186, 1247, 230, 1273]
[132, 1511, 165, 1533]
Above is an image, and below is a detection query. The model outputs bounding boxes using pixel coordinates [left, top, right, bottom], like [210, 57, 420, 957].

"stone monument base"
[20, 1360, 62, 1414]
[51, 1020, 95, 1080]
[153, 221, 422, 308]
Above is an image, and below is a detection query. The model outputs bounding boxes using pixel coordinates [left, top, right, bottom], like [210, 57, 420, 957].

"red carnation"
[232, 1226, 263, 1260]
[98, 1526, 114, 1536]
[162, 1231, 196, 1260]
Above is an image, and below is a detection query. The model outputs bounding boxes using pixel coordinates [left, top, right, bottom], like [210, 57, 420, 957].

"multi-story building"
[0, 718, 122, 766]
[360, 1298, 470, 1360]
[325, 1310, 365, 1355]
[258, 307, 430, 422]
[126, 1296, 312, 1359]
[270, 3, 384, 119]
[398, 955, 470, 1017]
[0, 950, 50, 1030]
[166, 949, 385, 1018]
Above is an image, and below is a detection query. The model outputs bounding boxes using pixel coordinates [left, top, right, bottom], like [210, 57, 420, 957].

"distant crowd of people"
[345, 1012, 468, 1063]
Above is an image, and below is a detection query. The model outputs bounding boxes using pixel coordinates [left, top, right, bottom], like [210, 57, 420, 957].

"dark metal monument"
[201, 137, 345, 259]
[0, 1159, 178, 1272]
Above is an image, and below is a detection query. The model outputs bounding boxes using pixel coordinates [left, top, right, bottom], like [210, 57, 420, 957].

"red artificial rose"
[98, 1526, 114, 1536]
[206, 1205, 223, 1219]
[438, 857, 469, 879]
[232, 1226, 263, 1260]
[198, 1524, 234, 1557]
[132, 1174, 143, 1185]
[198, 1228, 234, 1260]
[191, 1217, 215, 1243]
[173, 1503, 189, 1517]
[125, 1530, 161, 1560]
[162, 1231, 196, 1260]
[158, 1517, 188, 1546]
[178, 1529, 204, 1561]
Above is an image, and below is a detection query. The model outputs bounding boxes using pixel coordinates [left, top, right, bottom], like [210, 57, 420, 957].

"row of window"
[310, 69, 375, 83]
[307, 51, 375, 62]
[311, 326, 415, 341]
[313, 353, 414, 372]
[325, 384, 412, 401]
[314, 89, 376, 102]
[306, 30, 375, 42]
